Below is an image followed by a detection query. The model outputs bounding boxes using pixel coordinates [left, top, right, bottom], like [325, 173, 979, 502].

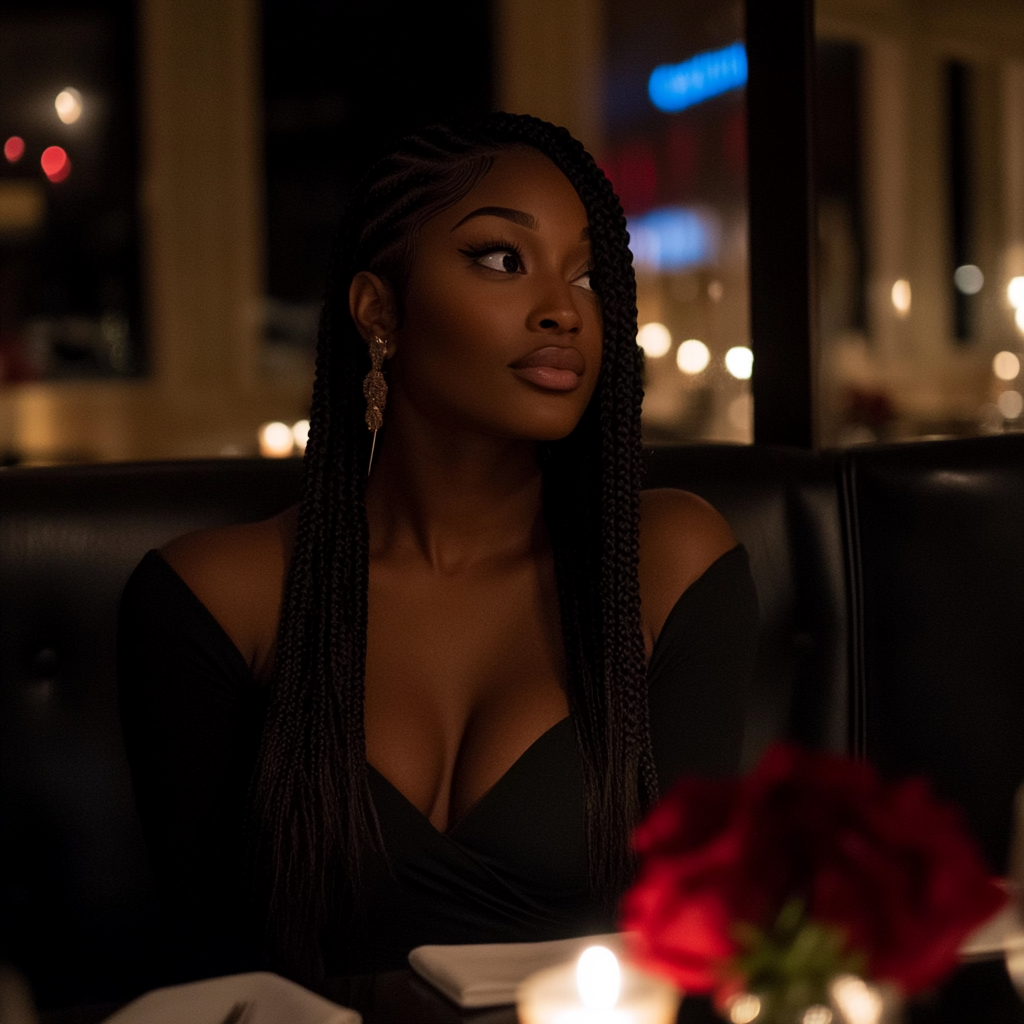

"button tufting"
[31, 647, 59, 679]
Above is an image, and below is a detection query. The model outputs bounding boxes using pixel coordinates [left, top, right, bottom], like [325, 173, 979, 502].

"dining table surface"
[35, 956, 1024, 1024]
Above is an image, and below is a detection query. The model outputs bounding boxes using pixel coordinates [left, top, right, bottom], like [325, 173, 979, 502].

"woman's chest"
[363, 559, 569, 830]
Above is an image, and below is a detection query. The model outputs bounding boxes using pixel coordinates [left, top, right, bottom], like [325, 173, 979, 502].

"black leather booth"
[2, 435, 1023, 1007]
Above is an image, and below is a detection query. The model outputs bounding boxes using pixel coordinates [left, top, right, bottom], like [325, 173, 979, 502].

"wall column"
[1002, 62, 1024, 293]
[140, 0, 264, 394]
[862, 36, 910, 365]
[493, 0, 605, 156]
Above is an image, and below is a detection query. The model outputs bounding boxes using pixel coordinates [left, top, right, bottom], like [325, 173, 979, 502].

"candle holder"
[517, 946, 679, 1024]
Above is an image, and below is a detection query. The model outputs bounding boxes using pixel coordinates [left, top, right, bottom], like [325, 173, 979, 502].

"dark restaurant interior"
[1, 0, 1023, 1021]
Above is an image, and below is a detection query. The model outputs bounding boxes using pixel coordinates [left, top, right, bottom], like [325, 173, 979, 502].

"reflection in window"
[0, 4, 141, 383]
[816, 1, 1024, 445]
[603, 0, 750, 444]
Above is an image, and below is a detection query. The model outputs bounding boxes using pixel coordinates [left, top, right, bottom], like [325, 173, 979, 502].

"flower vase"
[722, 975, 902, 1024]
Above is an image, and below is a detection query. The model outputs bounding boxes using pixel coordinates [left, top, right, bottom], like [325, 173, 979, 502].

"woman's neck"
[364, 407, 546, 573]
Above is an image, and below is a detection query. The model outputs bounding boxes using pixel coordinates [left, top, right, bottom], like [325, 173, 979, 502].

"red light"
[4, 136, 25, 163]
[667, 122, 699, 197]
[41, 145, 71, 183]
[722, 109, 746, 177]
[602, 141, 658, 214]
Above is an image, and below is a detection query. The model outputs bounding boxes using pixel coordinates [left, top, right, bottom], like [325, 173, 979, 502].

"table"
[39, 960, 1024, 1024]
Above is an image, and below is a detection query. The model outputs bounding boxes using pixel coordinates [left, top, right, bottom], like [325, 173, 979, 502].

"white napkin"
[960, 900, 1024, 960]
[100, 971, 360, 1024]
[961, 782, 1024, 963]
[408, 933, 622, 1008]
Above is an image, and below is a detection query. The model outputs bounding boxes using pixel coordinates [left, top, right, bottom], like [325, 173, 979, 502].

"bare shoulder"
[639, 488, 737, 654]
[160, 506, 297, 680]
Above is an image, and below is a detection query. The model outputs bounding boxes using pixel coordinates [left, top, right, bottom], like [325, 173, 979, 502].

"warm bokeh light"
[676, 338, 710, 374]
[891, 279, 911, 316]
[1009, 277, 1024, 310]
[4, 136, 25, 163]
[40, 146, 71, 183]
[259, 421, 294, 457]
[724, 346, 753, 380]
[728, 993, 761, 1024]
[801, 1006, 833, 1024]
[637, 321, 672, 358]
[953, 264, 984, 295]
[576, 947, 620, 1011]
[291, 419, 310, 452]
[55, 88, 83, 125]
[993, 351, 1021, 381]
[1016, 306, 1024, 334]
[998, 390, 1023, 420]
[830, 976, 883, 1024]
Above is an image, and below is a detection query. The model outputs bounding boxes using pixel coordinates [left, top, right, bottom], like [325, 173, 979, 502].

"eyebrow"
[451, 206, 538, 231]
[451, 207, 590, 242]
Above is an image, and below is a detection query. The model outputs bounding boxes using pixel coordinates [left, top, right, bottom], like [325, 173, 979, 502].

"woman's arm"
[117, 550, 267, 977]
[640, 490, 759, 787]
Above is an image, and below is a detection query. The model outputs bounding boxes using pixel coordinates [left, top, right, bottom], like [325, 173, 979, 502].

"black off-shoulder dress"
[117, 544, 758, 976]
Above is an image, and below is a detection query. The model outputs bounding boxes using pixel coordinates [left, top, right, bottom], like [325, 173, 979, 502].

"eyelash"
[457, 238, 594, 292]
[458, 238, 525, 268]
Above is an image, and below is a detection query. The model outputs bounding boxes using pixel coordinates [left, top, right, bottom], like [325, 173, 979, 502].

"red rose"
[623, 778, 744, 991]
[621, 744, 1007, 996]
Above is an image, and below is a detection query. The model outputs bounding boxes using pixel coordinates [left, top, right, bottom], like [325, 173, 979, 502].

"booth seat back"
[841, 434, 1024, 873]
[646, 445, 848, 764]
[1, 437, 1022, 1006]
[0, 460, 303, 1006]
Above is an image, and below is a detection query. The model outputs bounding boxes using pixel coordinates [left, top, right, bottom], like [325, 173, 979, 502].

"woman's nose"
[527, 280, 582, 335]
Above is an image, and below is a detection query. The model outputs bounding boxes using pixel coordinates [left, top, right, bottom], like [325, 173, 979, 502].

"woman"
[118, 113, 758, 982]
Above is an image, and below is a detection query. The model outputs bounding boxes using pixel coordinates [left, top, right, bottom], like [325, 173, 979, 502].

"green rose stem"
[727, 900, 866, 1024]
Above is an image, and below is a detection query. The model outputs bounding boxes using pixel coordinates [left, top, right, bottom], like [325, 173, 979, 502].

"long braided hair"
[249, 112, 657, 980]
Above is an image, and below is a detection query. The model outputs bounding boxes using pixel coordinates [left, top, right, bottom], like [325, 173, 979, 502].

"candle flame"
[576, 946, 620, 1011]
[830, 976, 882, 1024]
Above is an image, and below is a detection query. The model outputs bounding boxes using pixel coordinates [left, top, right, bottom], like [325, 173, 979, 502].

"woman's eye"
[572, 270, 594, 292]
[476, 250, 522, 274]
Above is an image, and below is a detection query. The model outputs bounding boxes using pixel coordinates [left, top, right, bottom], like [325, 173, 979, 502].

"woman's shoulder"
[638, 488, 737, 654]
[158, 506, 297, 680]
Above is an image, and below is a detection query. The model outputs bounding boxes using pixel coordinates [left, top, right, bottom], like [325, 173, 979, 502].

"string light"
[259, 421, 294, 457]
[953, 264, 983, 295]
[725, 346, 753, 380]
[4, 136, 25, 163]
[993, 352, 1020, 381]
[55, 88, 83, 124]
[637, 322, 672, 358]
[891, 280, 911, 316]
[676, 338, 710, 374]
[40, 146, 71, 183]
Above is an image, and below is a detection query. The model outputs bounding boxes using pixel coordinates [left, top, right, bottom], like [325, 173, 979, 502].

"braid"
[248, 113, 656, 979]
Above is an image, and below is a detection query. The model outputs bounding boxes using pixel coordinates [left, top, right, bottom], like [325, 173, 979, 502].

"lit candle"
[517, 945, 679, 1024]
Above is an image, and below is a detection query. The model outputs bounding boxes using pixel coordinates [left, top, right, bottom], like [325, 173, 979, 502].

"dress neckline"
[367, 715, 574, 840]
[146, 544, 743, 837]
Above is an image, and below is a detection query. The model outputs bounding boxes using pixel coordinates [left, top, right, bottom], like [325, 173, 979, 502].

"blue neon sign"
[648, 42, 747, 113]
[627, 207, 719, 272]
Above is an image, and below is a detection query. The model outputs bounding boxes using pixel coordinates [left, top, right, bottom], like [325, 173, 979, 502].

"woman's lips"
[510, 346, 586, 392]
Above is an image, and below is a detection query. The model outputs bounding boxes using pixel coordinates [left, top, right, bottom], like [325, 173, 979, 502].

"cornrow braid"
[248, 112, 657, 980]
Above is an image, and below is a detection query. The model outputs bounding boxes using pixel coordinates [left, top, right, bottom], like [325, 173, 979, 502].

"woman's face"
[385, 148, 602, 442]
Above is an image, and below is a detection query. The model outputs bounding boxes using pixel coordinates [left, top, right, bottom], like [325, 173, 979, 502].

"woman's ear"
[349, 272, 399, 350]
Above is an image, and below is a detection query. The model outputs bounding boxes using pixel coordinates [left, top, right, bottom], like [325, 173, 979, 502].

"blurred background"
[0, 0, 1021, 463]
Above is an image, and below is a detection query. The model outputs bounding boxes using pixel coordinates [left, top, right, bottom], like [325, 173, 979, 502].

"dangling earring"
[363, 335, 388, 477]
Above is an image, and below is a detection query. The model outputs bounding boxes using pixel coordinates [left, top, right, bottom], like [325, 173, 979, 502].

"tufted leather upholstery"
[1, 437, 1022, 1006]
[840, 435, 1024, 873]
[0, 460, 303, 1006]
[646, 445, 848, 763]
